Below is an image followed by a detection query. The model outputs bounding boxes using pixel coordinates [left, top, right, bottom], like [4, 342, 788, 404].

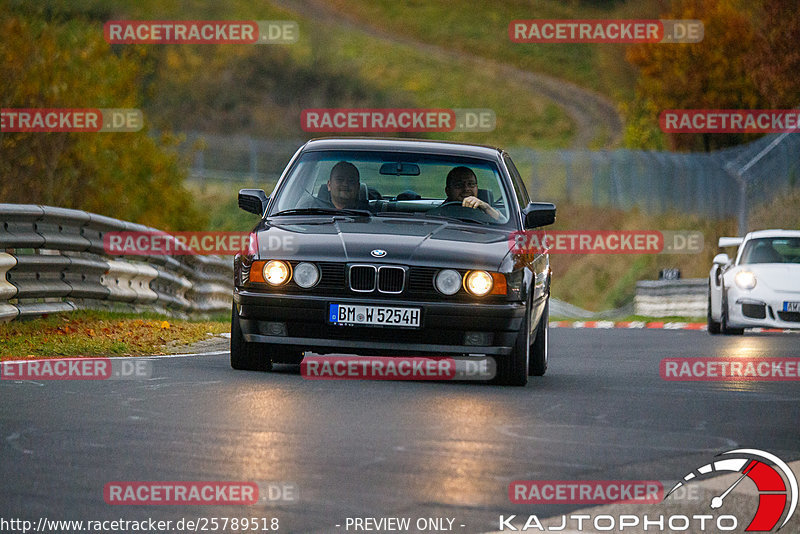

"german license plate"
[328, 304, 421, 327]
[783, 301, 800, 312]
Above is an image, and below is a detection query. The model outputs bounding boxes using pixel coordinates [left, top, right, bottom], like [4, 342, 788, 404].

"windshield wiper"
[421, 213, 488, 225]
[375, 212, 485, 224]
[271, 208, 372, 217]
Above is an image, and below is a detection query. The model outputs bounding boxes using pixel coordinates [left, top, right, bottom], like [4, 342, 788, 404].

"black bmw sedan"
[232, 138, 555, 386]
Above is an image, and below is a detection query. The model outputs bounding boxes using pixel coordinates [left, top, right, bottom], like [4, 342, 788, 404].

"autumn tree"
[744, 0, 800, 108]
[625, 0, 762, 151]
[0, 4, 206, 231]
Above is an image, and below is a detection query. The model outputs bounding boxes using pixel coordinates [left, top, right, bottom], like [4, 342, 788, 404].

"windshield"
[739, 237, 800, 264]
[267, 150, 513, 227]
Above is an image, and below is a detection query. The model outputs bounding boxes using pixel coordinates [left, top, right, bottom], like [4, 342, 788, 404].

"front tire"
[529, 299, 549, 376]
[230, 304, 272, 371]
[496, 302, 530, 386]
[720, 291, 744, 335]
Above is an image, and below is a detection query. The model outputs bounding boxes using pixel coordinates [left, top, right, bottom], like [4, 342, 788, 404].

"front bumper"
[234, 290, 527, 356]
[726, 285, 800, 329]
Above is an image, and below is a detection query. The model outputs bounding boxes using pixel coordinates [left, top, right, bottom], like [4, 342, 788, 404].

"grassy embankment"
[0, 310, 228, 359]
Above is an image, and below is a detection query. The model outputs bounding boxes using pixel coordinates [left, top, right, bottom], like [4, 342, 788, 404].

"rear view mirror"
[238, 189, 269, 215]
[522, 202, 556, 229]
[379, 162, 420, 176]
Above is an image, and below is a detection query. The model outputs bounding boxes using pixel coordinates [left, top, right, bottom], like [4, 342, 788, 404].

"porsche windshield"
[268, 150, 513, 226]
[740, 238, 800, 264]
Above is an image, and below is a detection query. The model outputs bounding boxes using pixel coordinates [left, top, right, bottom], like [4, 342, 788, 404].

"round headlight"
[465, 270, 493, 296]
[264, 260, 291, 286]
[435, 269, 461, 295]
[293, 262, 320, 288]
[735, 270, 756, 290]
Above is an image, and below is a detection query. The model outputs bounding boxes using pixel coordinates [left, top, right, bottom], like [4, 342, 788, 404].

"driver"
[441, 166, 501, 220]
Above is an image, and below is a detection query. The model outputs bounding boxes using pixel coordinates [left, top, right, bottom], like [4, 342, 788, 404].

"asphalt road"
[1, 329, 799, 534]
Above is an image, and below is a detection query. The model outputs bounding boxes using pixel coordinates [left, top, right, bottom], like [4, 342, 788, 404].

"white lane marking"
[139, 350, 229, 359]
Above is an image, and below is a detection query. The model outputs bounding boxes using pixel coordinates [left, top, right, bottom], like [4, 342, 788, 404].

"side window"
[503, 153, 529, 206]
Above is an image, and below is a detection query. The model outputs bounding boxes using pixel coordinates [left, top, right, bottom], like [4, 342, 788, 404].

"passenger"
[303, 161, 362, 209]
[326, 161, 361, 209]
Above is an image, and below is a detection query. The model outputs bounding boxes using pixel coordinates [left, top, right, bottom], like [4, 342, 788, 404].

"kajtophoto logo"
[498, 449, 797, 531]
[666, 449, 798, 532]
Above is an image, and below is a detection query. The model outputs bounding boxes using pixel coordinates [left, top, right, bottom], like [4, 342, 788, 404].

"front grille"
[778, 311, 800, 323]
[378, 266, 405, 293]
[349, 265, 376, 292]
[742, 303, 766, 319]
[409, 267, 437, 292]
[317, 262, 346, 288]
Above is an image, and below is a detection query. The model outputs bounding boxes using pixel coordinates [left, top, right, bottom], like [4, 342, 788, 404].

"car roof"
[746, 229, 800, 239]
[299, 137, 505, 160]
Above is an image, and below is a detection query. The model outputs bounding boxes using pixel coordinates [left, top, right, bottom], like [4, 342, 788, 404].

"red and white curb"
[550, 320, 705, 330]
[550, 321, 798, 332]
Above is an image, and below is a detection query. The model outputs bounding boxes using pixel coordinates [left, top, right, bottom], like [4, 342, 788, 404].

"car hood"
[733, 264, 800, 292]
[258, 217, 513, 271]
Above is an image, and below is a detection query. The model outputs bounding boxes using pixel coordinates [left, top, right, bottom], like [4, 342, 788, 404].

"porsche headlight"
[264, 260, 291, 286]
[435, 269, 462, 295]
[735, 271, 757, 290]
[465, 270, 493, 296]
[293, 262, 319, 288]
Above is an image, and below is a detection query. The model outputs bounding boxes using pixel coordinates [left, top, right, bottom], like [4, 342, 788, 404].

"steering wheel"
[429, 201, 495, 223]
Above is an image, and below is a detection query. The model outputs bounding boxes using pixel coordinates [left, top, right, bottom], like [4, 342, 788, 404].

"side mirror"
[712, 253, 730, 265]
[238, 189, 269, 215]
[522, 202, 556, 229]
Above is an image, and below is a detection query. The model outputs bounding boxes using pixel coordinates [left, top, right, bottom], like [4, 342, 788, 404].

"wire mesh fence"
[180, 131, 800, 229]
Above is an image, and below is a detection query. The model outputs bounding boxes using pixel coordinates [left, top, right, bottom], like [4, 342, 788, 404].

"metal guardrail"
[634, 278, 708, 317]
[0, 204, 233, 321]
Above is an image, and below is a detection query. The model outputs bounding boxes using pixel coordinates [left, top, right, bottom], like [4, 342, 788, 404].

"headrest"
[477, 188, 494, 204]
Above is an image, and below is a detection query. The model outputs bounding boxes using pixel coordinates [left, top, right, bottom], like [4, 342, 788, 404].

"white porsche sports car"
[708, 229, 800, 334]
